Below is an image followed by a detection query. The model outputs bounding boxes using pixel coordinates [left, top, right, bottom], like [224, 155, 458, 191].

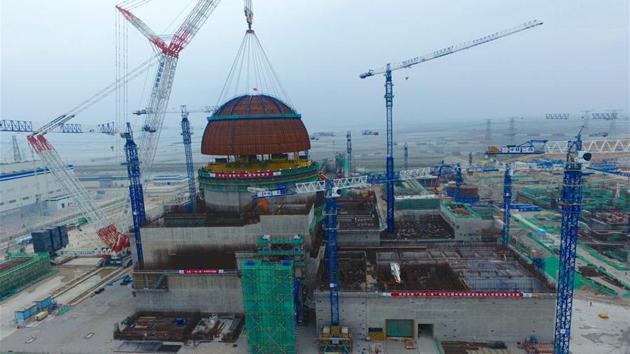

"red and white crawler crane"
[27, 0, 221, 255]
[116, 0, 221, 176]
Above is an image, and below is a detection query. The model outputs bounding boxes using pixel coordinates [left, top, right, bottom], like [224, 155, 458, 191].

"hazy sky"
[1, 0, 628, 131]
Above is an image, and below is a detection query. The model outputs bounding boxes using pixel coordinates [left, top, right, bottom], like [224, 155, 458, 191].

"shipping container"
[49, 227, 61, 250]
[32, 230, 53, 254]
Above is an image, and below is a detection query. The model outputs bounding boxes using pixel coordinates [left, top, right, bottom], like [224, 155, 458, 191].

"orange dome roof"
[201, 95, 311, 156]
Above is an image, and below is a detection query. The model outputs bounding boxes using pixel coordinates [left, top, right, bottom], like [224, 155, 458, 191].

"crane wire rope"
[215, 1, 292, 108]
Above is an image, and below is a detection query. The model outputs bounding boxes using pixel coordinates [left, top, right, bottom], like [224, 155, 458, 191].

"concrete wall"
[202, 189, 314, 214]
[440, 205, 496, 241]
[337, 229, 381, 247]
[138, 207, 313, 268]
[136, 273, 244, 313]
[202, 190, 252, 213]
[314, 291, 555, 342]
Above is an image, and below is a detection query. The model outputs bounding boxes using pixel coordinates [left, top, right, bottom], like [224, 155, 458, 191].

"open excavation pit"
[318, 245, 553, 293]
[391, 214, 454, 240]
[377, 263, 468, 291]
[337, 192, 381, 231]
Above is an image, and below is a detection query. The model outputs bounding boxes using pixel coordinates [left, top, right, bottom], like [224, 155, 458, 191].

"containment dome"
[201, 94, 311, 156]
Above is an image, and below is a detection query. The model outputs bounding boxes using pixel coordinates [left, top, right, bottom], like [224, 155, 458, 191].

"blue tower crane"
[346, 131, 352, 177]
[384, 67, 395, 232]
[122, 122, 146, 267]
[455, 163, 463, 202]
[359, 20, 542, 233]
[250, 167, 433, 347]
[323, 179, 341, 325]
[180, 105, 197, 212]
[554, 129, 591, 354]
[502, 164, 513, 249]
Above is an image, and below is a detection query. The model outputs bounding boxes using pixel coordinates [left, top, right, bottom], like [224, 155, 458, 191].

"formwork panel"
[241, 259, 295, 354]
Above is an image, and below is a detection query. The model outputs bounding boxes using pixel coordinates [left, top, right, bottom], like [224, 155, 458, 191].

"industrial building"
[128, 178, 558, 344]
[314, 245, 555, 342]
[0, 161, 69, 214]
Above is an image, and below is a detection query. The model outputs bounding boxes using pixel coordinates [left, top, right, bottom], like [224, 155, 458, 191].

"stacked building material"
[31, 225, 69, 255]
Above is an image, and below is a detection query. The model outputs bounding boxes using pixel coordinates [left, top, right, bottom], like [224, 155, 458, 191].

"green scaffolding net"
[0, 253, 53, 300]
[241, 259, 295, 354]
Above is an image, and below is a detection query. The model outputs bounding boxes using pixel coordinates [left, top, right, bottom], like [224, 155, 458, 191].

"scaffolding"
[241, 259, 296, 354]
[0, 253, 52, 300]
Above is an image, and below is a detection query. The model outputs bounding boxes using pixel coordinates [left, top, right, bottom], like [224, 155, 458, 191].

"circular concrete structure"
[199, 94, 318, 213]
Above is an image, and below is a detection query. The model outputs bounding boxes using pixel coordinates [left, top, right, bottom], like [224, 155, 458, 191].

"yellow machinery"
[319, 325, 352, 353]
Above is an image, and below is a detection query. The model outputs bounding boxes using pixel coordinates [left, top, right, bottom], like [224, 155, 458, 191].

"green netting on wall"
[241, 259, 295, 354]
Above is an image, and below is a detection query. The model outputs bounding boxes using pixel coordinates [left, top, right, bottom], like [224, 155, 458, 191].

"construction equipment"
[455, 163, 463, 202]
[27, 123, 131, 253]
[122, 123, 146, 267]
[545, 138, 630, 155]
[117, 0, 221, 177]
[430, 161, 455, 193]
[346, 131, 352, 177]
[180, 105, 197, 212]
[487, 139, 548, 155]
[502, 165, 513, 249]
[26, 1, 220, 254]
[251, 167, 432, 353]
[587, 162, 630, 178]
[1, 119, 121, 134]
[132, 106, 215, 116]
[554, 128, 590, 354]
[359, 19, 543, 233]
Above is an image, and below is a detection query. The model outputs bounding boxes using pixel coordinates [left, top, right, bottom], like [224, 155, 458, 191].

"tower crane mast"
[251, 167, 432, 332]
[122, 123, 146, 266]
[359, 20, 543, 233]
[554, 130, 589, 354]
[502, 165, 513, 249]
[180, 105, 197, 211]
[345, 131, 352, 177]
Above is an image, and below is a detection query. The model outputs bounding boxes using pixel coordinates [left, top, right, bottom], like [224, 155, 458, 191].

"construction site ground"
[1, 272, 627, 353]
[511, 210, 630, 299]
[0, 258, 125, 342]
